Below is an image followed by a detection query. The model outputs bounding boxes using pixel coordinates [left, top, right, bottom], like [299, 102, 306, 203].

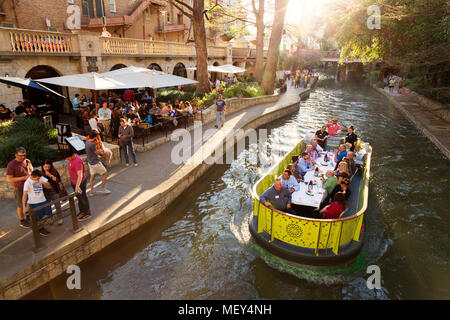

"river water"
[26, 76, 450, 300]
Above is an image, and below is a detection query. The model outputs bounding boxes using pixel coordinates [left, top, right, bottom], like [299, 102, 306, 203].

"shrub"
[376, 81, 386, 88]
[0, 133, 58, 167]
[157, 90, 195, 103]
[0, 118, 59, 167]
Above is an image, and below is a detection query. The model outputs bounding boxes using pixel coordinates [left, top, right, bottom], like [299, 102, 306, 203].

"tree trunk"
[261, 0, 288, 94]
[254, 0, 265, 83]
[193, 0, 211, 94]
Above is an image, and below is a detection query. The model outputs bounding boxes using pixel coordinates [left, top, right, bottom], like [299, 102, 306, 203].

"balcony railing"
[1, 27, 76, 54]
[102, 36, 226, 57]
[0, 27, 257, 60]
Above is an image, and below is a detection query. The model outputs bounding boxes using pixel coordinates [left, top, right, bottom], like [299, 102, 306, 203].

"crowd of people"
[0, 93, 60, 123]
[260, 118, 359, 220]
[288, 69, 313, 89]
[73, 89, 195, 140]
[5, 115, 142, 236]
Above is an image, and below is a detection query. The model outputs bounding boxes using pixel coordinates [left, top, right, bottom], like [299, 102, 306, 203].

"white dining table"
[291, 152, 336, 208]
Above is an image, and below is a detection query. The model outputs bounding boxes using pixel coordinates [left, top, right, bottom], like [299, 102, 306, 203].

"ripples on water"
[28, 76, 450, 300]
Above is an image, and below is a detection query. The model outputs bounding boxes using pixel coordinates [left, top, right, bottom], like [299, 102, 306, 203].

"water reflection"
[26, 76, 450, 300]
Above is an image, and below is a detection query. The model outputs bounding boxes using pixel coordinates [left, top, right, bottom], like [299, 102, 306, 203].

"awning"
[101, 66, 198, 89]
[0, 76, 66, 98]
[37, 72, 126, 91]
[209, 64, 246, 74]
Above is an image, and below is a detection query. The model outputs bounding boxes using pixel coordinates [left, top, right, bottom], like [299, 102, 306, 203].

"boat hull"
[249, 216, 365, 267]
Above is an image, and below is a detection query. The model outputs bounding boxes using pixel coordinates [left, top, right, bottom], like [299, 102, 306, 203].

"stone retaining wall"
[194, 93, 280, 125]
[400, 88, 450, 123]
[0, 142, 120, 200]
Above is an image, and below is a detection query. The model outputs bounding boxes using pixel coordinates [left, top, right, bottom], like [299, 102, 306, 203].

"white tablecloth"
[291, 152, 336, 208]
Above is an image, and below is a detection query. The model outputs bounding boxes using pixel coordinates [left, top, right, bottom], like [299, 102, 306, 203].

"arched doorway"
[173, 62, 187, 78]
[148, 63, 162, 71]
[25, 65, 67, 114]
[211, 61, 220, 81]
[110, 64, 127, 71]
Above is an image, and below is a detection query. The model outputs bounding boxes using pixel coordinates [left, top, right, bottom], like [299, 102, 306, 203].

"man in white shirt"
[22, 170, 53, 236]
[98, 102, 112, 136]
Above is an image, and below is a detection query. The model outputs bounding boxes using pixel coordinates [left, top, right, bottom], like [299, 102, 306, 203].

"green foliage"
[192, 82, 265, 109]
[376, 81, 386, 88]
[0, 118, 59, 167]
[363, 70, 380, 82]
[157, 90, 195, 103]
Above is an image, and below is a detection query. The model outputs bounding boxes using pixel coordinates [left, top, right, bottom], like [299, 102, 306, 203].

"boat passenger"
[320, 192, 346, 219]
[260, 179, 296, 214]
[330, 178, 351, 202]
[346, 152, 356, 175]
[311, 140, 323, 154]
[334, 144, 348, 165]
[297, 152, 312, 177]
[335, 161, 350, 183]
[321, 170, 338, 196]
[278, 170, 300, 193]
[289, 156, 303, 182]
[306, 145, 319, 163]
[342, 157, 353, 176]
[327, 118, 341, 136]
[344, 125, 358, 151]
[315, 125, 329, 148]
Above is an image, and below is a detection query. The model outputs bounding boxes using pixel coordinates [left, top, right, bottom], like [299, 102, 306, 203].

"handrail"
[25, 192, 82, 252]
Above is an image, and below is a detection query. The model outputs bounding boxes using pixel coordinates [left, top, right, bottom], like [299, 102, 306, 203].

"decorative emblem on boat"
[286, 224, 303, 238]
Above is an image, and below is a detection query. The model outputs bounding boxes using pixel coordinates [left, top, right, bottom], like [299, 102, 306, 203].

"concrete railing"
[195, 94, 280, 125]
[102, 36, 227, 57]
[0, 27, 78, 54]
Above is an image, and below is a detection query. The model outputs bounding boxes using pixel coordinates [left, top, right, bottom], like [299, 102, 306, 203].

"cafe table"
[291, 152, 336, 208]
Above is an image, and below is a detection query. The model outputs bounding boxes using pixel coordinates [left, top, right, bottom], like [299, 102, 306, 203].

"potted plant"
[219, 31, 235, 42]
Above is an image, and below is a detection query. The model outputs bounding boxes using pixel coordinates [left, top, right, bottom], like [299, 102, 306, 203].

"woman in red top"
[320, 192, 346, 219]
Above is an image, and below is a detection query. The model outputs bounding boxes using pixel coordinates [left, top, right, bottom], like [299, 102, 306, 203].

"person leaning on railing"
[260, 179, 297, 215]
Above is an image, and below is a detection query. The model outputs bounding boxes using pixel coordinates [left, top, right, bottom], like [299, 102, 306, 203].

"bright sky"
[285, 0, 333, 36]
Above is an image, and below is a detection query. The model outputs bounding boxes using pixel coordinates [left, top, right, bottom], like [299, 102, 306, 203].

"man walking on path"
[6, 147, 33, 228]
[85, 131, 111, 196]
[66, 150, 91, 221]
[215, 94, 226, 128]
[119, 118, 138, 167]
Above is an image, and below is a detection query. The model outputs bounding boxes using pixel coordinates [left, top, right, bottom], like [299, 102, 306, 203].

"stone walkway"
[378, 87, 450, 159]
[0, 84, 308, 297]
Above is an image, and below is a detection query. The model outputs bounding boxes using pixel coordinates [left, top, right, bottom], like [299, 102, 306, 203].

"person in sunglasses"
[6, 147, 34, 228]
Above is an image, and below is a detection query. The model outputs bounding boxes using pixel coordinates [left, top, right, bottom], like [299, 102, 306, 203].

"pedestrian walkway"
[0, 84, 310, 299]
[378, 87, 450, 159]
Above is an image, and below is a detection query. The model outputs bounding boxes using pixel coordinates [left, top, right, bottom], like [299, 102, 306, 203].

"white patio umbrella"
[37, 72, 126, 90]
[186, 65, 215, 72]
[209, 64, 246, 74]
[102, 66, 198, 89]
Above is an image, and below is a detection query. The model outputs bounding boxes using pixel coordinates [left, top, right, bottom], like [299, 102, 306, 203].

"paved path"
[0, 85, 306, 288]
[378, 87, 450, 159]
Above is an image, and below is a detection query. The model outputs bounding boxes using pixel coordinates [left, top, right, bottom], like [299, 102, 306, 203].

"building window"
[145, 8, 150, 20]
[109, 0, 116, 13]
[167, 12, 170, 23]
[68, 0, 74, 4]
